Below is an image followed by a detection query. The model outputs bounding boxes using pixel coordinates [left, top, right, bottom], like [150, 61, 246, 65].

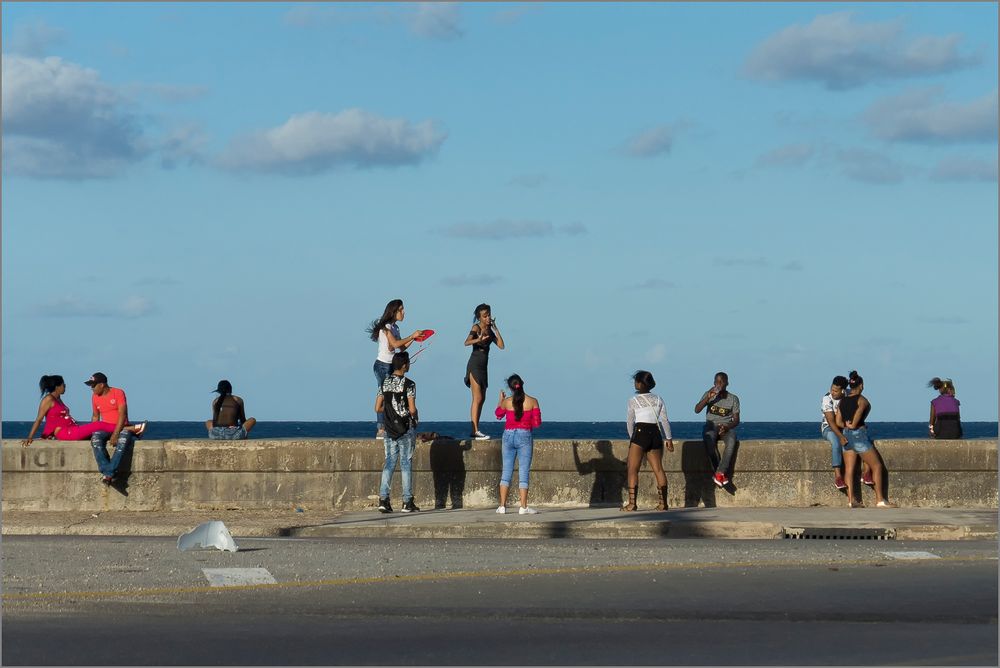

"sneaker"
[518, 506, 538, 515]
[377, 497, 392, 513]
[473, 431, 490, 440]
[712, 472, 728, 488]
[876, 500, 897, 508]
[101, 475, 114, 486]
[375, 429, 386, 440]
[401, 500, 420, 513]
[862, 471, 875, 487]
[834, 475, 847, 490]
[495, 505, 506, 514]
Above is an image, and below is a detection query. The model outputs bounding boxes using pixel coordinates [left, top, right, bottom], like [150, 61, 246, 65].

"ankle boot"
[621, 486, 638, 512]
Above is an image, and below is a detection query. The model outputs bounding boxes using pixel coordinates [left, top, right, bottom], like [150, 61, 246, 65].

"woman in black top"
[205, 380, 256, 440]
[464, 303, 505, 440]
[835, 371, 895, 508]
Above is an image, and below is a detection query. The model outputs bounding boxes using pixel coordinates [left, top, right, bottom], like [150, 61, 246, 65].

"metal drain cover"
[782, 527, 896, 540]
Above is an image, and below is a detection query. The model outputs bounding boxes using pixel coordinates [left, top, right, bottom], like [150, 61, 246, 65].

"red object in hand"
[414, 330, 435, 342]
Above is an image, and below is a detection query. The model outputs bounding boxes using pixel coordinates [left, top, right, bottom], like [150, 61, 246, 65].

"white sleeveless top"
[376, 323, 401, 364]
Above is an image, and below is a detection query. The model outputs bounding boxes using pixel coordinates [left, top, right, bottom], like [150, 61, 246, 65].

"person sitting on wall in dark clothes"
[927, 377, 963, 439]
[205, 380, 256, 440]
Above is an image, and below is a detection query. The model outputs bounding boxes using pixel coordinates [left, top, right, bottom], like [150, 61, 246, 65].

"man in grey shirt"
[695, 371, 741, 488]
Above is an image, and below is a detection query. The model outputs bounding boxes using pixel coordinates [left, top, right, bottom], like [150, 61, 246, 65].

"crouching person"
[375, 352, 419, 513]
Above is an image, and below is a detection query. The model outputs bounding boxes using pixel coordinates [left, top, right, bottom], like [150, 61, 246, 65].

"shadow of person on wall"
[572, 440, 626, 507]
[681, 440, 717, 507]
[429, 435, 472, 510]
[110, 436, 136, 497]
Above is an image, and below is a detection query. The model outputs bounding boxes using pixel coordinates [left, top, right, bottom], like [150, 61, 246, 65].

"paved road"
[3, 536, 997, 665]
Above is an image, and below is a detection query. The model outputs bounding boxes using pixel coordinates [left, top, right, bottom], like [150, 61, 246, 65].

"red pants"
[54, 422, 119, 440]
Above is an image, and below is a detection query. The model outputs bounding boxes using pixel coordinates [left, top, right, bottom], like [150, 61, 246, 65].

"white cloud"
[439, 274, 504, 287]
[217, 109, 446, 174]
[409, 3, 463, 40]
[33, 295, 156, 319]
[755, 143, 815, 168]
[441, 220, 587, 240]
[837, 149, 906, 184]
[864, 88, 998, 144]
[645, 344, 667, 364]
[2, 55, 149, 179]
[930, 156, 998, 183]
[744, 12, 977, 90]
[8, 20, 68, 57]
[624, 125, 675, 158]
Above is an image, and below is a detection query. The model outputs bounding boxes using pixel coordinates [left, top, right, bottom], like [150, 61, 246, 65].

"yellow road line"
[3, 555, 992, 603]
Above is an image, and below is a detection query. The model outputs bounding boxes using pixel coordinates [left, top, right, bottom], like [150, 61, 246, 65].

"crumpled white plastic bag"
[177, 521, 239, 552]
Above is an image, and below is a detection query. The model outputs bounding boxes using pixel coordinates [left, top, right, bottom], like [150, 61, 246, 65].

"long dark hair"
[473, 303, 490, 323]
[367, 299, 403, 342]
[848, 370, 864, 390]
[213, 379, 233, 420]
[39, 375, 64, 396]
[507, 374, 525, 420]
[632, 370, 656, 393]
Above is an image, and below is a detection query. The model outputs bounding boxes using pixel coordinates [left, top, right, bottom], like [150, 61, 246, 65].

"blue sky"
[3, 2, 997, 424]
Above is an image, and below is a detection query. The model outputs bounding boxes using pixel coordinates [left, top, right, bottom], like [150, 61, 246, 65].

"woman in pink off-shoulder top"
[494, 374, 541, 515]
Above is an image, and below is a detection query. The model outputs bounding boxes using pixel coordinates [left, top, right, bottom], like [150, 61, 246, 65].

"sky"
[2, 2, 998, 424]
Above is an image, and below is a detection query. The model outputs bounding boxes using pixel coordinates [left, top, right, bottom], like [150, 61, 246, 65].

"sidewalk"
[3, 506, 996, 540]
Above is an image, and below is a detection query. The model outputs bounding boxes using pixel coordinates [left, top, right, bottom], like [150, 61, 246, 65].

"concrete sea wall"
[2, 438, 996, 512]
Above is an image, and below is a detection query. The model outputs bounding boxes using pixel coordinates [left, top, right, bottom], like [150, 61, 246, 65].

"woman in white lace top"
[623, 370, 674, 512]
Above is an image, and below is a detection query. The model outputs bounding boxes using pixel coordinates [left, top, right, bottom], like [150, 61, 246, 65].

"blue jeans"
[90, 431, 135, 478]
[209, 425, 248, 440]
[702, 423, 738, 476]
[374, 360, 392, 427]
[822, 427, 844, 468]
[500, 429, 534, 490]
[379, 430, 415, 501]
[843, 427, 874, 454]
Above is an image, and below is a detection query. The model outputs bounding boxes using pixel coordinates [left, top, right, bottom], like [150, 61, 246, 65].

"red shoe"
[862, 471, 875, 487]
[834, 475, 847, 490]
[712, 472, 729, 488]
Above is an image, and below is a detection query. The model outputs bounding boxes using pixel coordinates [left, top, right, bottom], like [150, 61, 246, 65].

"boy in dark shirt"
[374, 352, 419, 513]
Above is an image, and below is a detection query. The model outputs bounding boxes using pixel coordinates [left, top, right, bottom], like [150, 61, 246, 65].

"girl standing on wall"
[464, 303, 505, 440]
[623, 370, 674, 512]
[367, 299, 423, 439]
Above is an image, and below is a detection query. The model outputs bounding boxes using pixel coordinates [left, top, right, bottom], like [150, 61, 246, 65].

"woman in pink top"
[22, 375, 145, 446]
[494, 374, 541, 515]
[928, 377, 963, 439]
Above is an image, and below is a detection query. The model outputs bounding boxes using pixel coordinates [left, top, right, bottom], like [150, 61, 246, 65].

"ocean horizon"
[3, 421, 997, 441]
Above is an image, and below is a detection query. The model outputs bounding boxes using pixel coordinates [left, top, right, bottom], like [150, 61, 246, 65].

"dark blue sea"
[3, 421, 996, 441]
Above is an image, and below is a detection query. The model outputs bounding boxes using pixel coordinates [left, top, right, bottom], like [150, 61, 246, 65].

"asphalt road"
[3, 536, 997, 665]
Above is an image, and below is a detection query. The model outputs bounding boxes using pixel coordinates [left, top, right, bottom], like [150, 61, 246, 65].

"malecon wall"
[2, 439, 996, 512]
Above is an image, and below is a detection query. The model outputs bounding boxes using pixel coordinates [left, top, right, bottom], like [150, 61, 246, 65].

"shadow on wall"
[681, 439, 739, 507]
[429, 437, 473, 510]
[572, 440, 626, 507]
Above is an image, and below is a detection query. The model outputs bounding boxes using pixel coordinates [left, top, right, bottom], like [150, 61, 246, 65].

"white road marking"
[202, 568, 277, 587]
[882, 551, 940, 560]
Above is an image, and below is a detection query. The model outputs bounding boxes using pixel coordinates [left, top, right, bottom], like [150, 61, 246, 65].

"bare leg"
[243, 417, 256, 435]
[860, 449, 890, 504]
[519, 488, 529, 508]
[622, 444, 643, 511]
[205, 420, 212, 434]
[499, 484, 509, 507]
[844, 450, 862, 507]
[469, 373, 484, 434]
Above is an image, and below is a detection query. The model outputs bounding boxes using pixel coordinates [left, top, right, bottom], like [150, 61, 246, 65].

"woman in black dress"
[464, 303, 505, 440]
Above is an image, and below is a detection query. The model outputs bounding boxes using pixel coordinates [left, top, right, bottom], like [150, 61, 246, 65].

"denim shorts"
[843, 427, 874, 454]
[209, 425, 248, 440]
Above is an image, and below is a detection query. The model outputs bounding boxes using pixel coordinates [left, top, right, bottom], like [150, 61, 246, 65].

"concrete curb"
[4, 507, 996, 541]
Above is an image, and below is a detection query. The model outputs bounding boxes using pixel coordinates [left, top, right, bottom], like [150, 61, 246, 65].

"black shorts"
[630, 423, 663, 452]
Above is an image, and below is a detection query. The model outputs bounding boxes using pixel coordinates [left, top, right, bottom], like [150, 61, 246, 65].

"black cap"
[84, 372, 108, 387]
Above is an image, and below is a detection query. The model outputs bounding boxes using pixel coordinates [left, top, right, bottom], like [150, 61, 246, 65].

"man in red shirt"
[86, 372, 144, 485]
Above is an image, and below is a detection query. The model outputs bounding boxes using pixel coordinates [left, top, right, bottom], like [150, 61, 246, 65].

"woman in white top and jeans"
[623, 370, 674, 512]
[366, 299, 422, 439]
